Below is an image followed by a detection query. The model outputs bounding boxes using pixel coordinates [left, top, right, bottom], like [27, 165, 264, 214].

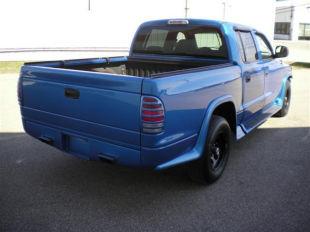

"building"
[274, 0, 310, 41]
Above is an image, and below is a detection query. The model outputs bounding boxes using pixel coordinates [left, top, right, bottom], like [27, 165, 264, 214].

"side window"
[239, 32, 257, 63]
[235, 32, 246, 62]
[194, 32, 222, 49]
[145, 29, 168, 50]
[255, 34, 273, 59]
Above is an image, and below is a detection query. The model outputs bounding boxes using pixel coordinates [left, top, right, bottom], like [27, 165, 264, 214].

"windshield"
[132, 25, 228, 59]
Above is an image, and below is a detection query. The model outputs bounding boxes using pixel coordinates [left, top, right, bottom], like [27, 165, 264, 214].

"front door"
[254, 33, 283, 107]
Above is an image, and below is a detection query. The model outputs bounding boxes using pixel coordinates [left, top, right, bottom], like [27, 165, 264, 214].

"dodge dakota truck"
[18, 19, 292, 183]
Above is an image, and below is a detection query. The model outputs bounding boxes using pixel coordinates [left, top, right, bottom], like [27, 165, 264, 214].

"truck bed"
[25, 56, 230, 78]
[19, 55, 235, 167]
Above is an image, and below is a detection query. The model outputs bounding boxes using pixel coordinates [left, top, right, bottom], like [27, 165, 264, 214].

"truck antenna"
[185, 0, 189, 18]
[222, 1, 226, 20]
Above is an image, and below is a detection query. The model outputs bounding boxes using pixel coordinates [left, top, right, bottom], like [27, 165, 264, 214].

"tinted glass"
[132, 25, 228, 59]
[176, 32, 185, 42]
[255, 34, 273, 59]
[239, 32, 257, 62]
[145, 29, 168, 50]
[235, 32, 246, 62]
[195, 32, 222, 49]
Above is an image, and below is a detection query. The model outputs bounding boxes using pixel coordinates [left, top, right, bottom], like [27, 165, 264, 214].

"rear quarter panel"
[141, 65, 242, 167]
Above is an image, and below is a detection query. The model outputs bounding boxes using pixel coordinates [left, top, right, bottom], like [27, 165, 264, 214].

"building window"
[274, 22, 291, 35]
[299, 23, 310, 40]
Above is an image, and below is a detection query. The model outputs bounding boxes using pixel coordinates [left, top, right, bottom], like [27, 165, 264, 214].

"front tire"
[188, 115, 231, 184]
[274, 80, 291, 117]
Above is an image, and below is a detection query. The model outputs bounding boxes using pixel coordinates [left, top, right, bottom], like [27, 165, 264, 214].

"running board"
[236, 126, 246, 140]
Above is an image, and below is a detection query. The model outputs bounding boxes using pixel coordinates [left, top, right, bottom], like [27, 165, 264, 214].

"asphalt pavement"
[0, 67, 309, 232]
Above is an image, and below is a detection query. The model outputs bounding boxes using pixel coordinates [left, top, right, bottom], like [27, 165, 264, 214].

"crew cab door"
[236, 30, 265, 131]
[254, 33, 284, 107]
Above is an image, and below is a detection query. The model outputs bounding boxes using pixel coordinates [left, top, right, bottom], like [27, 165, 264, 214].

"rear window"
[132, 25, 228, 59]
[145, 29, 168, 49]
[195, 32, 222, 49]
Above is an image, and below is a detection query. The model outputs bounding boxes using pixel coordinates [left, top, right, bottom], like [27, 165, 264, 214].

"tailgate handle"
[65, 88, 80, 99]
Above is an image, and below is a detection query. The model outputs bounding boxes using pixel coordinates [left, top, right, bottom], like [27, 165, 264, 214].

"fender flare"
[155, 74, 291, 171]
[155, 95, 236, 170]
[194, 95, 235, 158]
[275, 75, 292, 107]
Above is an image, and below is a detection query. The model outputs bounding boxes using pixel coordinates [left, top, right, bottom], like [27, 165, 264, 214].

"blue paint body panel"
[18, 19, 292, 170]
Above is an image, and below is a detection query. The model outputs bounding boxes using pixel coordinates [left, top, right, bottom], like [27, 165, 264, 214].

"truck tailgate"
[20, 66, 142, 161]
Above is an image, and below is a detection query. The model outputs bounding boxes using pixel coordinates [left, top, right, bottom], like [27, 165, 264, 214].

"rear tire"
[274, 80, 291, 117]
[188, 115, 231, 184]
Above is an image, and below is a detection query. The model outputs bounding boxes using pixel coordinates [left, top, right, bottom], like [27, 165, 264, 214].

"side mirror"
[274, 46, 289, 58]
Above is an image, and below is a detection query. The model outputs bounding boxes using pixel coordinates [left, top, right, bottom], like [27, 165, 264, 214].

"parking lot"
[0, 67, 309, 232]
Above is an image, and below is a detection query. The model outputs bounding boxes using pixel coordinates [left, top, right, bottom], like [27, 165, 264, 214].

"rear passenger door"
[236, 30, 266, 130]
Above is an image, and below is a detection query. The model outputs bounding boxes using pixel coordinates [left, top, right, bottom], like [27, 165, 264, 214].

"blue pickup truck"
[18, 19, 292, 183]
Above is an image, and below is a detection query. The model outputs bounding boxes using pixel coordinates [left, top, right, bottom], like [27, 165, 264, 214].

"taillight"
[141, 96, 165, 134]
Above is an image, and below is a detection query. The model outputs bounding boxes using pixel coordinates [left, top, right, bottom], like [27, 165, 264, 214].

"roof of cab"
[140, 18, 255, 31]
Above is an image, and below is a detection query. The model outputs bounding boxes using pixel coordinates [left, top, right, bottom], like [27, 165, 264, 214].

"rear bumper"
[23, 120, 141, 167]
[141, 134, 198, 169]
[23, 119, 198, 169]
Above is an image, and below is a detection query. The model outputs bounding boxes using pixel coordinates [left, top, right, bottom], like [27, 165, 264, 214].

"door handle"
[244, 72, 251, 82]
[65, 88, 80, 99]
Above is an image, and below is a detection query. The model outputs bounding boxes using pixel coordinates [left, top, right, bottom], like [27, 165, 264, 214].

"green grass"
[0, 61, 25, 74]
[291, 62, 310, 68]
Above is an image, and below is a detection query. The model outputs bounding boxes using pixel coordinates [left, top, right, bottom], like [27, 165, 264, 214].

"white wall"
[291, 2, 310, 40]
[0, 0, 275, 49]
[275, 6, 293, 22]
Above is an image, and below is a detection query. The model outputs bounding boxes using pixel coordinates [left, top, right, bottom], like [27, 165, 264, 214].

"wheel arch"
[212, 101, 236, 137]
[276, 75, 292, 107]
[155, 95, 237, 170]
[195, 95, 237, 159]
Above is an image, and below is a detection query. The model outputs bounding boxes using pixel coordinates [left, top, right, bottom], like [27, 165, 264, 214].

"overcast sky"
[0, 0, 275, 48]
